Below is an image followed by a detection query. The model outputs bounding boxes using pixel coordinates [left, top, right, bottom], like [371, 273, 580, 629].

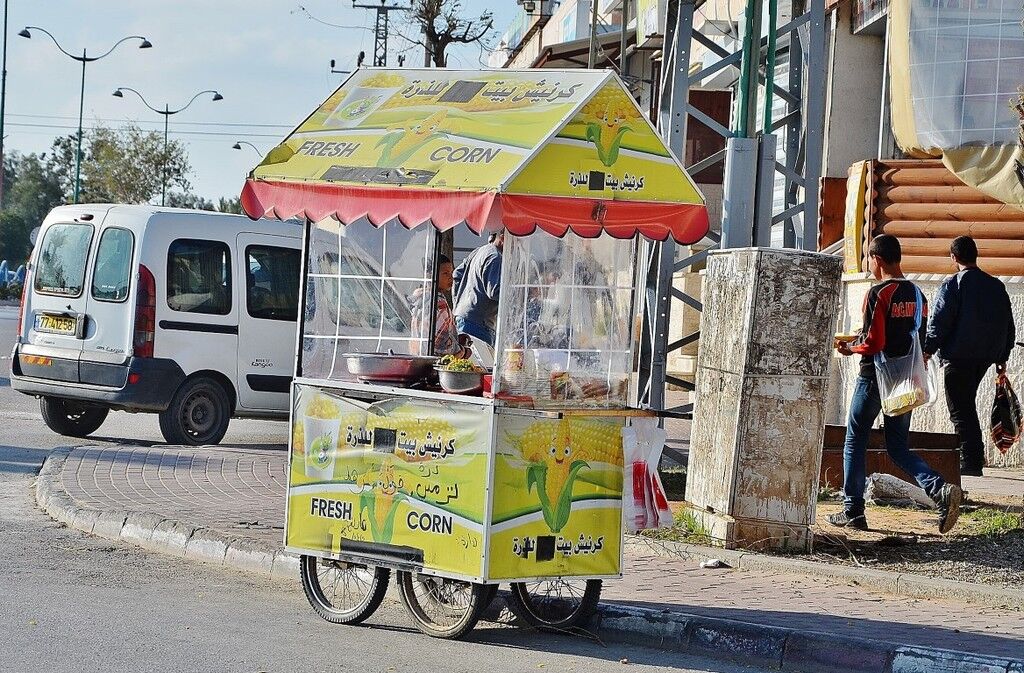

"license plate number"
[35, 313, 78, 336]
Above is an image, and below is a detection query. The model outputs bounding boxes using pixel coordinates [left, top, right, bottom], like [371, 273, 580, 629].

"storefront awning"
[241, 68, 708, 244]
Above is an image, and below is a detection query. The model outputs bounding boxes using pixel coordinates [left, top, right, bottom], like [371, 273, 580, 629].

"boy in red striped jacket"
[832, 235, 962, 534]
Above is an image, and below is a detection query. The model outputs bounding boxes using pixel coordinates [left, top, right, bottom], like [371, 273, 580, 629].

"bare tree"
[404, 0, 494, 67]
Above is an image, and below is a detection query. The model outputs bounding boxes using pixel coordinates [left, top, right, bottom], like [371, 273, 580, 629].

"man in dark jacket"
[924, 236, 1016, 477]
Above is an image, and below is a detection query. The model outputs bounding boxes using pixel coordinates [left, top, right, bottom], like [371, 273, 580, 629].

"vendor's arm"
[482, 253, 502, 301]
[925, 276, 957, 356]
[847, 285, 889, 357]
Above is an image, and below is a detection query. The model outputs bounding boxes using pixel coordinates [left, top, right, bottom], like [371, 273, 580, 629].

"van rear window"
[34, 223, 95, 297]
[167, 239, 232, 315]
[92, 228, 135, 302]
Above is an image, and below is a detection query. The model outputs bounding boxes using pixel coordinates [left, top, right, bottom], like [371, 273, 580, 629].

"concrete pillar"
[686, 247, 843, 551]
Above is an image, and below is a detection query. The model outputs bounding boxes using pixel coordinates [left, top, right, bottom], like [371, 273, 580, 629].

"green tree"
[166, 192, 215, 211]
[0, 151, 67, 264]
[51, 123, 191, 204]
[217, 196, 242, 214]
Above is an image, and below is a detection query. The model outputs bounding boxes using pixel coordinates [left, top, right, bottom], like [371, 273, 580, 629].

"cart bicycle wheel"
[508, 579, 602, 630]
[300, 555, 390, 625]
[396, 571, 489, 639]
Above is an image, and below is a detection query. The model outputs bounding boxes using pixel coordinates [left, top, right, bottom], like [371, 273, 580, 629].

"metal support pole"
[784, 20, 803, 248]
[619, 0, 630, 76]
[800, 0, 827, 250]
[754, 133, 778, 247]
[74, 52, 86, 204]
[0, 0, 9, 207]
[722, 137, 758, 248]
[588, 0, 600, 68]
[162, 106, 169, 207]
[762, 0, 778, 135]
[734, 0, 763, 138]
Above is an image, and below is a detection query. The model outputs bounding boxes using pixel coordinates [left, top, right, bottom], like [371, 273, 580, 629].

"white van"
[10, 205, 301, 445]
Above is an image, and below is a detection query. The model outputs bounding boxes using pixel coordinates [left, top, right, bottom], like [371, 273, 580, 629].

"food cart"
[241, 68, 708, 639]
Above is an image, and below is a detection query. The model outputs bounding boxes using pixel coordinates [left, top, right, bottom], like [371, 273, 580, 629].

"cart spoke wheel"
[508, 579, 602, 631]
[300, 555, 389, 625]
[397, 571, 489, 639]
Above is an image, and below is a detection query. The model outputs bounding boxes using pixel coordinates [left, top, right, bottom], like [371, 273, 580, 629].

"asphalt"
[34, 444, 1024, 673]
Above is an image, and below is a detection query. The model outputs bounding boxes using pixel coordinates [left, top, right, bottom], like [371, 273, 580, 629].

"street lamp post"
[19, 27, 151, 204]
[113, 87, 223, 206]
[231, 141, 260, 155]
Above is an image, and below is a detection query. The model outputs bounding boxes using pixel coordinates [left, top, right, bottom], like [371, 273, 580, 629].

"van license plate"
[35, 313, 78, 336]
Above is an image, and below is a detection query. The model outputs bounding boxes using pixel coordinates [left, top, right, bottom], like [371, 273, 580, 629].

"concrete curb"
[33, 449, 1024, 673]
[626, 535, 1024, 610]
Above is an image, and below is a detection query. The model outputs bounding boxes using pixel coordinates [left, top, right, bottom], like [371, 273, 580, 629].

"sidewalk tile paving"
[53, 444, 1024, 658]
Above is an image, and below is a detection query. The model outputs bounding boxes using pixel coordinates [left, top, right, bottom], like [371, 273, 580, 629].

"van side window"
[91, 228, 135, 302]
[34, 223, 94, 297]
[167, 239, 231, 315]
[246, 245, 300, 321]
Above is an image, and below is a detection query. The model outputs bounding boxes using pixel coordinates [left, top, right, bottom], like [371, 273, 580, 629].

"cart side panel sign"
[487, 415, 624, 579]
[252, 69, 604, 192]
[287, 385, 490, 577]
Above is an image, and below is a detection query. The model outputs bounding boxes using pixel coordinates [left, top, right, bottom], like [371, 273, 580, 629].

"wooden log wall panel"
[879, 185, 1000, 204]
[900, 238, 1024, 257]
[858, 159, 1024, 275]
[880, 221, 1024, 239]
[902, 255, 1024, 276]
[877, 167, 963, 187]
[879, 202, 1024, 222]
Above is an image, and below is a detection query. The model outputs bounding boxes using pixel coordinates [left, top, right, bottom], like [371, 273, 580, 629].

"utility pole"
[0, 0, 9, 207]
[353, 0, 407, 67]
[587, 0, 600, 68]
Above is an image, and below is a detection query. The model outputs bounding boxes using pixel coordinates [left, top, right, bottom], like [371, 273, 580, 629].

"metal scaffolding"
[634, 0, 828, 421]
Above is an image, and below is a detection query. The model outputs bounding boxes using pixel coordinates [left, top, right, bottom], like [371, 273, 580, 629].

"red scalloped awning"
[241, 179, 710, 245]
[499, 194, 709, 244]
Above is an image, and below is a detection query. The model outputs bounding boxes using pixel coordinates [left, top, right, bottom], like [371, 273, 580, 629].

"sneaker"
[936, 484, 963, 534]
[827, 512, 868, 530]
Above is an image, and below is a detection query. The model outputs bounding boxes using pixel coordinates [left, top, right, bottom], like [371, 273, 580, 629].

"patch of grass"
[818, 483, 841, 502]
[964, 507, 1022, 537]
[642, 507, 712, 545]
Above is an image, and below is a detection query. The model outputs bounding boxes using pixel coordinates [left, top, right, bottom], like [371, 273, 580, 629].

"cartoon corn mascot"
[585, 103, 633, 168]
[375, 110, 448, 168]
[357, 463, 402, 543]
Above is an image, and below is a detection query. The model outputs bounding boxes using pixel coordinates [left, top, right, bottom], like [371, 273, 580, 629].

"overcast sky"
[2, 0, 516, 202]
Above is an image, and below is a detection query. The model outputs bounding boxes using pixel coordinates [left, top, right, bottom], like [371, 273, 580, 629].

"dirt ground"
[809, 489, 1024, 589]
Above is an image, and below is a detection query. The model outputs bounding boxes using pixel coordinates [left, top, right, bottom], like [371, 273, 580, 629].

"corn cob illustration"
[512, 417, 625, 532]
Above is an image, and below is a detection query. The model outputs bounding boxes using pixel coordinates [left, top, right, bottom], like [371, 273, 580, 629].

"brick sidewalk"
[55, 445, 1024, 658]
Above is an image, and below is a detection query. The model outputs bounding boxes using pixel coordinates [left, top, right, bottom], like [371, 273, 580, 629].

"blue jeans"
[843, 375, 945, 517]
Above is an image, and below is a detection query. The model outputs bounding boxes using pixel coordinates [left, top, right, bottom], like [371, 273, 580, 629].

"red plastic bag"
[990, 373, 1023, 455]
[622, 419, 673, 532]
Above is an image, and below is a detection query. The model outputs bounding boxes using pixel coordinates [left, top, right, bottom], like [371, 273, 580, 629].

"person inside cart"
[452, 232, 504, 367]
[832, 234, 963, 534]
[410, 254, 472, 358]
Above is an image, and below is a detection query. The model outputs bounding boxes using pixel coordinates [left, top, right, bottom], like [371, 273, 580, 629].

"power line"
[6, 112, 290, 129]
[4, 121, 283, 138]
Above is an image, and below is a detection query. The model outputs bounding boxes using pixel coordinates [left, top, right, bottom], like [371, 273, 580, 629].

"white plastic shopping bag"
[875, 285, 937, 416]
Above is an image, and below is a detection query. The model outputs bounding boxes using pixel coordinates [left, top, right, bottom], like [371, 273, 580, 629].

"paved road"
[0, 306, 765, 673]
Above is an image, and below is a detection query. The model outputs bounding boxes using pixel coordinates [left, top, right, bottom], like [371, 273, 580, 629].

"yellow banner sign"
[286, 385, 491, 578]
[487, 414, 624, 580]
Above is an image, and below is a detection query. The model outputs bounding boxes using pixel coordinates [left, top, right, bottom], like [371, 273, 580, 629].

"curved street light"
[19, 26, 151, 203]
[113, 87, 223, 206]
[232, 141, 261, 155]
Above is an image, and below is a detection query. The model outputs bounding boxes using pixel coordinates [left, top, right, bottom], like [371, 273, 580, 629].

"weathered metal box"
[687, 248, 843, 550]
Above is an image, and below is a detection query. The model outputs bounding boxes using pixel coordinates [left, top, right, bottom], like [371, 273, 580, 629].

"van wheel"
[159, 377, 231, 446]
[40, 397, 109, 438]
